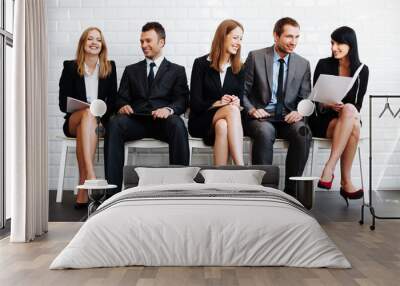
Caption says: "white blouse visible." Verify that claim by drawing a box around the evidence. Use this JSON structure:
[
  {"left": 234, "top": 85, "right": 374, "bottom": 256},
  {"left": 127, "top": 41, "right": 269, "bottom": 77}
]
[
  {"left": 219, "top": 62, "right": 231, "bottom": 86},
  {"left": 84, "top": 61, "right": 99, "bottom": 103}
]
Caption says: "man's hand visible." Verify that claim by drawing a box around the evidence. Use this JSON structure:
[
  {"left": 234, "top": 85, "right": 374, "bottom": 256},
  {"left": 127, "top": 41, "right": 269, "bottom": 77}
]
[
  {"left": 152, "top": 107, "right": 172, "bottom": 119},
  {"left": 284, "top": 111, "right": 303, "bottom": 124},
  {"left": 118, "top": 105, "right": 134, "bottom": 115},
  {"left": 249, "top": 108, "right": 270, "bottom": 119}
]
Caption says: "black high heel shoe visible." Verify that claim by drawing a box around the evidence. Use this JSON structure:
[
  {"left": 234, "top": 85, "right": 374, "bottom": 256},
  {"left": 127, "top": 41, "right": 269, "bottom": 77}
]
[
  {"left": 340, "top": 187, "right": 364, "bottom": 207},
  {"left": 74, "top": 202, "right": 88, "bottom": 210}
]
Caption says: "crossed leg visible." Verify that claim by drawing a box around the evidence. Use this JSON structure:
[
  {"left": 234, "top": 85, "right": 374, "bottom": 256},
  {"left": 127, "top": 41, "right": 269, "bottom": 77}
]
[
  {"left": 211, "top": 105, "right": 244, "bottom": 166},
  {"left": 320, "top": 104, "right": 361, "bottom": 192},
  {"left": 68, "top": 108, "right": 98, "bottom": 203}
]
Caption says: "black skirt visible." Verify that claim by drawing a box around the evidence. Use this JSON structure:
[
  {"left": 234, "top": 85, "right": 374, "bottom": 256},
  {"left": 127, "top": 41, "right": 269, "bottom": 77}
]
[
  {"left": 62, "top": 115, "right": 75, "bottom": 138},
  {"left": 308, "top": 109, "right": 338, "bottom": 138},
  {"left": 188, "top": 109, "right": 219, "bottom": 146}
]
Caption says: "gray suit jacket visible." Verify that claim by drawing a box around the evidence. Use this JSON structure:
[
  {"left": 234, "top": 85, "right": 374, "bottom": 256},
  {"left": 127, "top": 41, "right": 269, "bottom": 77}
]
[{"left": 242, "top": 45, "right": 311, "bottom": 113}]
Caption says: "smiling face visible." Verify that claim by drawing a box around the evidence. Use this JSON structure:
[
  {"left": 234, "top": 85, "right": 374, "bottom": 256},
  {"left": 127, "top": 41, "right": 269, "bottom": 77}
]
[
  {"left": 331, "top": 40, "right": 350, "bottom": 60},
  {"left": 140, "top": 29, "right": 164, "bottom": 60},
  {"left": 84, "top": 29, "right": 102, "bottom": 56},
  {"left": 274, "top": 24, "right": 300, "bottom": 55},
  {"left": 224, "top": 26, "right": 243, "bottom": 56}
]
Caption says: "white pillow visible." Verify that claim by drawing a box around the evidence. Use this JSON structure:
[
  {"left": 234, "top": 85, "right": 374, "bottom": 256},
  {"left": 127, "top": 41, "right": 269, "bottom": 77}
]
[
  {"left": 135, "top": 167, "right": 201, "bottom": 186},
  {"left": 200, "top": 169, "right": 266, "bottom": 185}
]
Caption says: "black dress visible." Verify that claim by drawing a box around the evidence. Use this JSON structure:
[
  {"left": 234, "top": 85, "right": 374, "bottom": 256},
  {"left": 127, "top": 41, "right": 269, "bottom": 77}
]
[
  {"left": 188, "top": 55, "right": 245, "bottom": 145},
  {"left": 58, "top": 60, "right": 118, "bottom": 137},
  {"left": 308, "top": 57, "right": 369, "bottom": 138}
]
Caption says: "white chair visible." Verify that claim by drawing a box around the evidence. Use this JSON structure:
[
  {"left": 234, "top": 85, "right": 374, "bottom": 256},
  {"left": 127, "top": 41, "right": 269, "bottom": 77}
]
[
  {"left": 189, "top": 137, "right": 290, "bottom": 166},
  {"left": 246, "top": 138, "right": 290, "bottom": 166},
  {"left": 56, "top": 136, "right": 104, "bottom": 203},
  {"left": 309, "top": 136, "right": 367, "bottom": 189},
  {"left": 56, "top": 137, "right": 169, "bottom": 202},
  {"left": 188, "top": 137, "right": 212, "bottom": 165},
  {"left": 124, "top": 138, "right": 169, "bottom": 165}
]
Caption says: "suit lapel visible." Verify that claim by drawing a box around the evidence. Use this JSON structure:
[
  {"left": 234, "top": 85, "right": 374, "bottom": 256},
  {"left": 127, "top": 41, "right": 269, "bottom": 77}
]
[
  {"left": 153, "top": 58, "right": 169, "bottom": 84},
  {"left": 265, "top": 48, "right": 274, "bottom": 92},
  {"left": 209, "top": 67, "right": 222, "bottom": 92},
  {"left": 98, "top": 78, "right": 105, "bottom": 100},
  {"left": 138, "top": 60, "right": 148, "bottom": 94},
  {"left": 77, "top": 76, "right": 87, "bottom": 101},
  {"left": 222, "top": 68, "right": 233, "bottom": 91}
]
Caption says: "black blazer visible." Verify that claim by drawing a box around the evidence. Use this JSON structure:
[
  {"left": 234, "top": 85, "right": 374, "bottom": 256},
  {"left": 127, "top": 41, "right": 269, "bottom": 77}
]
[
  {"left": 115, "top": 58, "right": 189, "bottom": 115},
  {"left": 189, "top": 54, "right": 245, "bottom": 116},
  {"left": 59, "top": 60, "right": 118, "bottom": 124},
  {"left": 313, "top": 57, "right": 369, "bottom": 112}
]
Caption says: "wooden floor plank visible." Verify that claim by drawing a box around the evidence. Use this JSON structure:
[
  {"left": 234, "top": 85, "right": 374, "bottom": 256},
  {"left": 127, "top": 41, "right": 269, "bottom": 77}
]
[{"left": 1, "top": 221, "right": 400, "bottom": 286}]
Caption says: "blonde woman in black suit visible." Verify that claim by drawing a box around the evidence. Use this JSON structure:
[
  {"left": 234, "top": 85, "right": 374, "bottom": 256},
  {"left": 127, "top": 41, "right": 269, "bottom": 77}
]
[
  {"left": 189, "top": 19, "right": 245, "bottom": 165},
  {"left": 59, "top": 27, "right": 117, "bottom": 207}
]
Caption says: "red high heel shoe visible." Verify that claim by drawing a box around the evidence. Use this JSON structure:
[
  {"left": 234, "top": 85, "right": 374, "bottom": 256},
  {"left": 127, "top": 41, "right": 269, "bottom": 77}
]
[
  {"left": 317, "top": 174, "right": 334, "bottom": 190},
  {"left": 340, "top": 187, "right": 364, "bottom": 207}
]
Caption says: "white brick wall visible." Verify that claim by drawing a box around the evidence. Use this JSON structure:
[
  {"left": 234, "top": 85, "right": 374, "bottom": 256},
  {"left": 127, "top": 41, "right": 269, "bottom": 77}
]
[{"left": 47, "top": 0, "right": 400, "bottom": 191}]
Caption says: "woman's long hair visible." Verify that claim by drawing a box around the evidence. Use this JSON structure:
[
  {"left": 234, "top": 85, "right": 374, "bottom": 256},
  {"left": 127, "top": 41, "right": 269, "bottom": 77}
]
[
  {"left": 209, "top": 19, "right": 244, "bottom": 74},
  {"left": 75, "top": 27, "right": 111, "bottom": 79},
  {"left": 331, "top": 26, "right": 361, "bottom": 75}
]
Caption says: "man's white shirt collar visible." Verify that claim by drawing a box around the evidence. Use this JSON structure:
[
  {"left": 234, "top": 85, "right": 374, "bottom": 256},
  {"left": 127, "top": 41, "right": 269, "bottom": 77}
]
[{"left": 146, "top": 55, "right": 165, "bottom": 68}]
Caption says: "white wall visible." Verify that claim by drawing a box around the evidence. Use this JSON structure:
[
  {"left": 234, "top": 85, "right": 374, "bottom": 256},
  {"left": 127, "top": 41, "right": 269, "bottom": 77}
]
[{"left": 47, "top": 0, "right": 400, "bottom": 191}]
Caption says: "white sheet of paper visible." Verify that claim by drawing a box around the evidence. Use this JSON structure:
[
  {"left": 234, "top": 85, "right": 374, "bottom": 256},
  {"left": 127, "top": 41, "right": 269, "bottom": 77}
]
[
  {"left": 67, "top": 97, "right": 90, "bottom": 113},
  {"left": 309, "top": 64, "right": 365, "bottom": 104},
  {"left": 309, "top": 74, "right": 352, "bottom": 104}
]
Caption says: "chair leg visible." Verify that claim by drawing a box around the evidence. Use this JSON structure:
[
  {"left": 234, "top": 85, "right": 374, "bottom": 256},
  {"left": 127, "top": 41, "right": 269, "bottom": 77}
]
[
  {"left": 358, "top": 146, "right": 364, "bottom": 191},
  {"left": 247, "top": 140, "right": 253, "bottom": 166},
  {"left": 310, "top": 140, "right": 319, "bottom": 177},
  {"left": 56, "top": 142, "right": 68, "bottom": 203},
  {"left": 124, "top": 145, "right": 129, "bottom": 166},
  {"left": 131, "top": 148, "right": 136, "bottom": 165},
  {"left": 189, "top": 144, "right": 193, "bottom": 165}
]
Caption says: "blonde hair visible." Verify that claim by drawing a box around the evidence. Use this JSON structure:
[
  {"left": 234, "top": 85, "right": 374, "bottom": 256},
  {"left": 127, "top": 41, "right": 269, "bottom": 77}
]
[
  {"left": 209, "top": 19, "right": 244, "bottom": 74},
  {"left": 75, "top": 27, "right": 111, "bottom": 79}
]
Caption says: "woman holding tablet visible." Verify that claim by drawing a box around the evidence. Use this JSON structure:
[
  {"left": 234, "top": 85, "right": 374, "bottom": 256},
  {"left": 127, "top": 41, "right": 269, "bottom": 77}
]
[{"left": 309, "top": 26, "right": 369, "bottom": 205}]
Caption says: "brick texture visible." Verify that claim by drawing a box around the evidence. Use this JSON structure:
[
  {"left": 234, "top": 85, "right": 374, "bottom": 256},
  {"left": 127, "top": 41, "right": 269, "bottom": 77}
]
[{"left": 47, "top": 0, "right": 400, "bottom": 191}]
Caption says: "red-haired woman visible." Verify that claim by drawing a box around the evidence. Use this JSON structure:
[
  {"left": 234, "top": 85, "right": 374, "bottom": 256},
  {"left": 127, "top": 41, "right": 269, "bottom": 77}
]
[
  {"left": 59, "top": 27, "right": 117, "bottom": 207},
  {"left": 189, "top": 19, "right": 245, "bottom": 165}
]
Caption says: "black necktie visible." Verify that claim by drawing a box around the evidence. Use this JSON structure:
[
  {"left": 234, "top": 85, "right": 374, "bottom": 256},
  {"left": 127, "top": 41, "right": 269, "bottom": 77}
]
[
  {"left": 275, "top": 58, "right": 285, "bottom": 120},
  {"left": 148, "top": 62, "right": 156, "bottom": 88}
]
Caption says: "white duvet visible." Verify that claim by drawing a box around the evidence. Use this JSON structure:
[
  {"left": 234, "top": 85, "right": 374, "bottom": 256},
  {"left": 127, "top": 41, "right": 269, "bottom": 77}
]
[{"left": 50, "top": 183, "right": 350, "bottom": 269}]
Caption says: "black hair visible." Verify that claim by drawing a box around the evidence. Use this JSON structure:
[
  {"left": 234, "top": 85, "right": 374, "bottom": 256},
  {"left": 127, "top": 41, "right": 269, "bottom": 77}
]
[
  {"left": 142, "top": 22, "right": 166, "bottom": 41},
  {"left": 331, "top": 26, "right": 361, "bottom": 75}
]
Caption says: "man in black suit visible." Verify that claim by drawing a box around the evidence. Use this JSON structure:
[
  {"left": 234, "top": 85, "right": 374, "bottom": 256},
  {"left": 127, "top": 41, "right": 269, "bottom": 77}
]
[{"left": 105, "top": 22, "right": 190, "bottom": 191}]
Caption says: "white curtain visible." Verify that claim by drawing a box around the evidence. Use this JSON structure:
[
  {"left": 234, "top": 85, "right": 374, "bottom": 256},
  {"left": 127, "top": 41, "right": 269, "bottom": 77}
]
[{"left": 8, "top": 0, "right": 48, "bottom": 242}]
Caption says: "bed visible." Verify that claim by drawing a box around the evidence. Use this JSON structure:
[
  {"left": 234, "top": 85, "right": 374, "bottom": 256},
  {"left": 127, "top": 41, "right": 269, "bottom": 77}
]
[{"left": 50, "top": 165, "right": 350, "bottom": 269}]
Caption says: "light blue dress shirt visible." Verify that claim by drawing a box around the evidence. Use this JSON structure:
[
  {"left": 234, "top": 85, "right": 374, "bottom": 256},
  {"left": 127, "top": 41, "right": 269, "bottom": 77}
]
[{"left": 265, "top": 48, "right": 289, "bottom": 112}]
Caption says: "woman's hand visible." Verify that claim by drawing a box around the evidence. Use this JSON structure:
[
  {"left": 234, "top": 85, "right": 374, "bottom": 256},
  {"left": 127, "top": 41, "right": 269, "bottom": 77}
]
[
  {"left": 221, "top": 94, "right": 232, "bottom": 105},
  {"left": 229, "top": 95, "right": 240, "bottom": 107},
  {"left": 324, "top": 102, "right": 344, "bottom": 112}
]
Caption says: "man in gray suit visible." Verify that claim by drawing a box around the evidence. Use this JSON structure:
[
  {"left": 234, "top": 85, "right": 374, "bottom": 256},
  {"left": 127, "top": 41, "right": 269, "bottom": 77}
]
[{"left": 243, "top": 17, "right": 312, "bottom": 196}]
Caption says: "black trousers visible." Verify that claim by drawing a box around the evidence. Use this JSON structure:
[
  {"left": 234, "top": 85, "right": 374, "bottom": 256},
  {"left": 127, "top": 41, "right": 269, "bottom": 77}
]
[
  {"left": 105, "top": 114, "right": 190, "bottom": 191},
  {"left": 245, "top": 118, "right": 312, "bottom": 196}
]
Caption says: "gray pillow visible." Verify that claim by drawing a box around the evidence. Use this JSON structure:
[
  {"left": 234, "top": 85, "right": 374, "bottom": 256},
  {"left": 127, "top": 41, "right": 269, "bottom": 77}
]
[
  {"left": 135, "top": 167, "right": 201, "bottom": 186},
  {"left": 200, "top": 169, "right": 266, "bottom": 185}
]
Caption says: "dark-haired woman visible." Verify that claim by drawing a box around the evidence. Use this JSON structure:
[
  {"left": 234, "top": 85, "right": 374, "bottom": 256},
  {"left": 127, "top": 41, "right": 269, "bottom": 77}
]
[
  {"left": 189, "top": 19, "right": 245, "bottom": 165},
  {"left": 309, "top": 26, "right": 369, "bottom": 205},
  {"left": 59, "top": 27, "right": 117, "bottom": 207}
]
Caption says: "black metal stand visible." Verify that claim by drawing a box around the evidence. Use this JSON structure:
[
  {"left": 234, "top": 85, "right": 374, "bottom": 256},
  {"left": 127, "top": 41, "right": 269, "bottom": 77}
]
[
  {"left": 359, "top": 94, "right": 400, "bottom": 230},
  {"left": 87, "top": 188, "right": 107, "bottom": 217}
]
